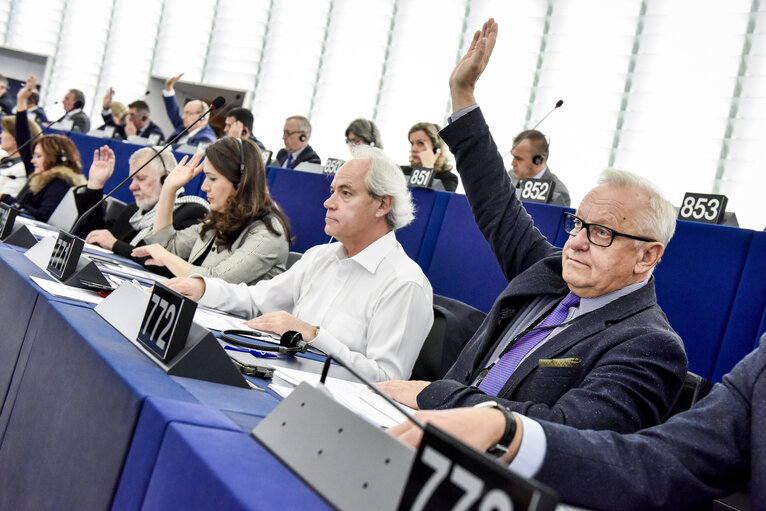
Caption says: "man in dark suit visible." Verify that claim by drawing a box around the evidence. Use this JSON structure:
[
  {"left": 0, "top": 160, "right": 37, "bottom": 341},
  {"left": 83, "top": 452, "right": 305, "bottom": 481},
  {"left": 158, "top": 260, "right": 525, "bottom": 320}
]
[
  {"left": 62, "top": 88, "right": 90, "bottom": 133},
  {"left": 393, "top": 332, "right": 766, "bottom": 511},
  {"left": 26, "top": 91, "right": 48, "bottom": 126},
  {"left": 100, "top": 88, "right": 165, "bottom": 143},
  {"left": 161, "top": 73, "right": 216, "bottom": 147},
  {"left": 275, "top": 115, "right": 321, "bottom": 169},
  {"left": 379, "top": 18, "right": 687, "bottom": 434},
  {"left": 509, "top": 129, "right": 570, "bottom": 207}
]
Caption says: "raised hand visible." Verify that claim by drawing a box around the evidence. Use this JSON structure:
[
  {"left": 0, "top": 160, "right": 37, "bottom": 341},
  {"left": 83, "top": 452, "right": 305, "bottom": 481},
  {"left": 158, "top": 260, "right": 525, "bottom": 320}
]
[
  {"left": 16, "top": 75, "right": 36, "bottom": 110},
  {"left": 87, "top": 145, "right": 116, "bottom": 189},
  {"left": 449, "top": 18, "right": 498, "bottom": 111},
  {"left": 162, "top": 152, "right": 205, "bottom": 192},
  {"left": 165, "top": 73, "right": 184, "bottom": 91},
  {"left": 102, "top": 87, "right": 115, "bottom": 109},
  {"left": 227, "top": 119, "right": 244, "bottom": 139}
]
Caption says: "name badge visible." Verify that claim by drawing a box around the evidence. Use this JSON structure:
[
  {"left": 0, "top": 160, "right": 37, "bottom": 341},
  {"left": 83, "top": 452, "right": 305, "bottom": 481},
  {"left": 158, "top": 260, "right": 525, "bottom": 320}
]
[
  {"left": 137, "top": 282, "right": 197, "bottom": 362},
  {"left": 47, "top": 231, "right": 83, "bottom": 280},
  {"left": 518, "top": 178, "right": 556, "bottom": 204},
  {"left": 324, "top": 157, "right": 345, "bottom": 175},
  {"left": 677, "top": 192, "right": 728, "bottom": 224},
  {"left": 397, "top": 424, "right": 559, "bottom": 511}
]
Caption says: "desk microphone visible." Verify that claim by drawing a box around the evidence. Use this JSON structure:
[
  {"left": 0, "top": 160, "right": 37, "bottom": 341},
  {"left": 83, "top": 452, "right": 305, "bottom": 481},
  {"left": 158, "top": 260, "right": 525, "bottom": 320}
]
[
  {"left": 3, "top": 100, "right": 84, "bottom": 162},
  {"left": 502, "top": 99, "right": 564, "bottom": 165},
  {"left": 70, "top": 96, "right": 226, "bottom": 235},
  {"left": 318, "top": 354, "right": 426, "bottom": 431}
]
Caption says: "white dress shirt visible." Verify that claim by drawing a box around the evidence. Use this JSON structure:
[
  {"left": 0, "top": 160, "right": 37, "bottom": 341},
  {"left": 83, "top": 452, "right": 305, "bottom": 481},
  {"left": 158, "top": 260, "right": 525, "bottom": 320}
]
[{"left": 198, "top": 231, "right": 434, "bottom": 382}]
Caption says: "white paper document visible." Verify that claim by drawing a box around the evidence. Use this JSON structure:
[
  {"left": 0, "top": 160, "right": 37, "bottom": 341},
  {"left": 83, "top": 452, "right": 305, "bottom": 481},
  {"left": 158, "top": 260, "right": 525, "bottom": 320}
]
[
  {"left": 269, "top": 366, "right": 415, "bottom": 428},
  {"left": 30, "top": 276, "right": 104, "bottom": 304}
]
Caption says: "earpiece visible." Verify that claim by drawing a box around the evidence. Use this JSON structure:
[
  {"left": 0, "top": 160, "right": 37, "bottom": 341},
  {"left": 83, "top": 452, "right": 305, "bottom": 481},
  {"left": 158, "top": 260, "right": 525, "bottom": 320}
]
[
  {"left": 299, "top": 133, "right": 307, "bottom": 142},
  {"left": 434, "top": 147, "right": 441, "bottom": 154},
  {"left": 141, "top": 115, "right": 148, "bottom": 122},
  {"left": 533, "top": 155, "right": 543, "bottom": 165},
  {"left": 55, "top": 137, "right": 67, "bottom": 164},
  {"left": 220, "top": 329, "right": 309, "bottom": 355}
]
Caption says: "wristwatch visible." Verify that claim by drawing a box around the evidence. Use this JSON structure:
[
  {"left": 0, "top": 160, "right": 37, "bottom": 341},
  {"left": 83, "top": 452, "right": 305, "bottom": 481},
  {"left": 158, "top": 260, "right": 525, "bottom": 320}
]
[{"left": 473, "top": 401, "right": 517, "bottom": 456}]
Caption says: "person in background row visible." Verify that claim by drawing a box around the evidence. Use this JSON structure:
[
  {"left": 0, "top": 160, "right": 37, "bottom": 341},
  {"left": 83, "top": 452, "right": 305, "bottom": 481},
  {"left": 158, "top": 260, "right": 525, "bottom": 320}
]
[
  {"left": 96, "top": 95, "right": 128, "bottom": 134},
  {"left": 276, "top": 115, "right": 321, "bottom": 169},
  {"left": 61, "top": 87, "right": 90, "bottom": 133},
  {"left": 224, "top": 107, "right": 266, "bottom": 152},
  {"left": 509, "top": 129, "right": 570, "bottom": 207},
  {"left": 400, "top": 122, "right": 458, "bottom": 192},
  {"left": 132, "top": 137, "right": 291, "bottom": 285},
  {"left": 345, "top": 118, "right": 384, "bottom": 149},
  {"left": 100, "top": 88, "right": 165, "bottom": 143},
  {"left": 162, "top": 73, "right": 216, "bottom": 146},
  {"left": 1, "top": 77, "right": 85, "bottom": 221},
  {"left": 0, "top": 112, "right": 41, "bottom": 198},
  {"left": 0, "top": 74, "right": 13, "bottom": 115},
  {"left": 166, "top": 145, "right": 433, "bottom": 382},
  {"left": 74, "top": 146, "right": 208, "bottom": 260},
  {"left": 26, "top": 91, "right": 48, "bottom": 127}
]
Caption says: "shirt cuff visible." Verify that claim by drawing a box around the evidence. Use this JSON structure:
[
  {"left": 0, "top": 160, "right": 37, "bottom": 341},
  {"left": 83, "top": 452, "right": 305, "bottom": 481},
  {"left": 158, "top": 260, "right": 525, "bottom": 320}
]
[
  {"left": 507, "top": 413, "right": 546, "bottom": 478},
  {"left": 162, "top": 89, "right": 175, "bottom": 97},
  {"left": 448, "top": 104, "right": 479, "bottom": 124}
]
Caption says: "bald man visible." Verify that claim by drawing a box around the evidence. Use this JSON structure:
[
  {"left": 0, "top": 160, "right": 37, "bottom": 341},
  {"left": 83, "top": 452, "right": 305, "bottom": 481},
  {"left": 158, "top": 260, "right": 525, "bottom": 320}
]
[{"left": 162, "top": 73, "right": 216, "bottom": 147}]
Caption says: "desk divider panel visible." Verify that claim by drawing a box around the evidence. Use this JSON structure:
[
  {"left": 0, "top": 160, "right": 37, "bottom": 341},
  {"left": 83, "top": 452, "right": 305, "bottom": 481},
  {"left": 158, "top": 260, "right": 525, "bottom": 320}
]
[
  {"left": 397, "top": 187, "right": 449, "bottom": 262},
  {"left": 654, "top": 221, "right": 753, "bottom": 380},
  {"left": 268, "top": 167, "right": 333, "bottom": 253},
  {"left": 713, "top": 230, "right": 766, "bottom": 381}
]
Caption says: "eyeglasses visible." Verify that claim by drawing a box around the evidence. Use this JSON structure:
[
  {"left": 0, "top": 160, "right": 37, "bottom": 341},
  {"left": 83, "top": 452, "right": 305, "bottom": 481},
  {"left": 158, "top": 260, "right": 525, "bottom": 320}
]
[
  {"left": 563, "top": 213, "right": 656, "bottom": 248},
  {"left": 345, "top": 137, "right": 365, "bottom": 146},
  {"left": 283, "top": 130, "right": 305, "bottom": 137}
]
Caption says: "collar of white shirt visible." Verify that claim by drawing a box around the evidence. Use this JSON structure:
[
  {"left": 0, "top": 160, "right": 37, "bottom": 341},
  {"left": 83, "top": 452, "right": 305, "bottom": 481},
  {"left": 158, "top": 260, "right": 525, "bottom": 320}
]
[{"left": 333, "top": 230, "right": 397, "bottom": 274}]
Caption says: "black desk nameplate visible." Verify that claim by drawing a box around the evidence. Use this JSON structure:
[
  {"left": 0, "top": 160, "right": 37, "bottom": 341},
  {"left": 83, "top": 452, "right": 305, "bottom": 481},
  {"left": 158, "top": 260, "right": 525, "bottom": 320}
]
[
  {"left": 397, "top": 425, "right": 559, "bottom": 511},
  {"left": 409, "top": 166, "right": 435, "bottom": 188},
  {"left": 0, "top": 204, "right": 36, "bottom": 248},
  {"left": 518, "top": 178, "right": 556, "bottom": 204},
  {"left": 678, "top": 192, "right": 728, "bottom": 224},
  {"left": 45, "top": 231, "right": 112, "bottom": 290},
  {"left": 323, "top": 157, "right": 345, "bottom": 175}
]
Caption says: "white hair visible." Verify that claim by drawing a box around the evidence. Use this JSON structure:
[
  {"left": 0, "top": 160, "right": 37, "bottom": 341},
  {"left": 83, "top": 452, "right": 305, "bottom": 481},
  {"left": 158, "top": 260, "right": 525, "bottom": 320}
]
[
  {"left": 597, "top": 168, "right": 676, "bottom": 246},
  {"left": 350, "top": 145, "right": 414, "bottom": 230},
  {"left": 129, "top": 146, "right": 178, "bottom": 176}
]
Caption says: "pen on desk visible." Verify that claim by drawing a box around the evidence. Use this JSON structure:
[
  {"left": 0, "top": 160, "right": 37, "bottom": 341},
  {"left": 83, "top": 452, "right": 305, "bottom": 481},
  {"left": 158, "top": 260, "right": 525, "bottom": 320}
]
[{"left": 224, "top": 345, "right": 277, "bottom": 358}]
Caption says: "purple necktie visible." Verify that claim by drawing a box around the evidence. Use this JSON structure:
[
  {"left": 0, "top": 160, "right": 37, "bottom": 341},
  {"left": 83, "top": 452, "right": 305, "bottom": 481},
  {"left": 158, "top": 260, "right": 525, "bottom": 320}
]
[{"left": 478, "top": 292, "right": 581, "bottom": 396}]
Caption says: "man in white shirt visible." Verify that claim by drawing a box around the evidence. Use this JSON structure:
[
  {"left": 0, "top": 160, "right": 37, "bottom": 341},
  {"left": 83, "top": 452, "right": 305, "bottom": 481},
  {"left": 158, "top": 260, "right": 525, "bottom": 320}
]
[{"left": 167, "top": 145, "right": 433, "bottom": 382}]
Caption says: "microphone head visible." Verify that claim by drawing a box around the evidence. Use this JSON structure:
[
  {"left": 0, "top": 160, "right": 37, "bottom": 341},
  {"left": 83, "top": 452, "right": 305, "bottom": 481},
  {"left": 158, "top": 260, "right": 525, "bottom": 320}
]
[
  {"left": 144, "top": 90, "right": 151, "bottom": 96},
  {"left": 74, "top": 100, "right": 84, "bottom": 109},
  {"left": 555, "top": 100, "right": 564, "bottom": 108},
  {"left": 211, "top": 96, "right": 226, "bottom": 110}
]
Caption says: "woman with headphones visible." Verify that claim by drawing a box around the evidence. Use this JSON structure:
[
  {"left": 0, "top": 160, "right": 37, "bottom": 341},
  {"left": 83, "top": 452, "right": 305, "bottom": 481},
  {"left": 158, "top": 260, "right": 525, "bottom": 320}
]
[
  {"left": 401, "top": 122, "right": 458, "bottom": 192},
  {"left": 344, "top": 118, "right": 384, "bottom": 149},
  {"left": 0, "top": 76, "right": 86, "bottom": 221},
  {"left": 132, "top": 137, "right": 291, "bottom": 285}
]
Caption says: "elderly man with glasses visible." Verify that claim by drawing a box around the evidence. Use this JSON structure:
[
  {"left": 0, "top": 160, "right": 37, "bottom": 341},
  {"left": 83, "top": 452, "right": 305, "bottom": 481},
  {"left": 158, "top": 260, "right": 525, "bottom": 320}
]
[{"left": 378, "top": 18, "right": 687, "bottom": 434}]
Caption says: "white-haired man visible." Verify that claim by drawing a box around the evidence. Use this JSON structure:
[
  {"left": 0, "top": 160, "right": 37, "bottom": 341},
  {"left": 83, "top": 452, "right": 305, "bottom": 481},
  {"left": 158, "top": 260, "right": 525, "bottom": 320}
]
[
  {"left": 379, "top": 18, "right": 687, "bottom": 434},
  {"left": 168, "top": 146, "right": 433, "bottom": 382}
]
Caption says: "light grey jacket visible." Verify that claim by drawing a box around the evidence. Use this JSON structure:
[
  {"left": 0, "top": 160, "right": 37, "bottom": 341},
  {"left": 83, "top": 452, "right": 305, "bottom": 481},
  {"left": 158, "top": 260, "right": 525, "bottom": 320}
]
[{"left": 145, "top": 219, "right": 289, "bottom": 285}]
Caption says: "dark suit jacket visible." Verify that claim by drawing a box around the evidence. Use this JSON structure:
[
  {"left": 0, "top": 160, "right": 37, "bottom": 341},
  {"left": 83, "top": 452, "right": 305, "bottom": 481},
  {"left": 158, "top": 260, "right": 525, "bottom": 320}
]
[
  {"left": 276, "top": 145, "right": 321, "bottom": 169},
  {"left": 163, "top": 95, "right": 216, "bottom": 146},
  {"left": 72, "top": 186, "right": 208, "bottom": 258},
  {"left": 67, "top": 110, "right": 90, "bottom": 133},
  {"left": 540, "top": 167, "right": 570, "bottom": 207},
  {"left": 535, "top": 334, "right": 765, "bottom": 510},
  {"left": 417, "top": 107, "right": 687, "bottom": 433},
  {"left": 99, "top": 112, "right": 166, "bottom": 143},
  {"left": 28, "top": 107, "right": 48, "bottom": 126}
]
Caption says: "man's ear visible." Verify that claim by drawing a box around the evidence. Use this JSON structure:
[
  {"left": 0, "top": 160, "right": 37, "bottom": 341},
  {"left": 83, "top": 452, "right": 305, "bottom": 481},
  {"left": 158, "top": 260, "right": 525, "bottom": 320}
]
[
  {"left": 376, "top": 195, "right": 393, "bottom": 218},
  {"left": 635, "top": 242, "right": 664, "bottom": 275}
]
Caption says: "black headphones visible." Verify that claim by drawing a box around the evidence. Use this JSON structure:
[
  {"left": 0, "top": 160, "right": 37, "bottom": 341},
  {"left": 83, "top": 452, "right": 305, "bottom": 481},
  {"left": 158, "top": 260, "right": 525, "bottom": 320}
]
[
  {"left": 533, "top": 154, "right": 544, "bottom": 165},
  {"left": 220, "top": 329, "right": 309, "bottom": 355},
  {"left": 299, "top": 133, "right": 307, "bottom": 142},
  {"left": 54, "top": 137, "right": 67, "bottom": 164},
  {"left": 234, "top": 137, "right": 244, "bottom": 189}
]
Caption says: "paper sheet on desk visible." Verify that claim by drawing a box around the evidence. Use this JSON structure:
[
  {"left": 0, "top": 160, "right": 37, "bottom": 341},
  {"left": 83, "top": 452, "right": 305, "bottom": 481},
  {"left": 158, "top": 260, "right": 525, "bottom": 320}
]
[
  {"left": 270, "top": 366, "right": 416, "bottom": 428},
  {"left": 94, "top": 260, "right": 167, "bottom": 285},
  {"left": 30, "top": 276, "right": 104, "bottom": 304}
]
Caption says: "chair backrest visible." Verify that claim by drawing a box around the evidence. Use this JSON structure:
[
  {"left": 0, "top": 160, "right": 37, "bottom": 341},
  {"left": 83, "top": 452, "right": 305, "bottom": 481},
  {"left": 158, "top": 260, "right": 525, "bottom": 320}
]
[
  {"left": 665, "top": 371, "right": 714, "bottom": 419},
  {"left": 103, "top": 197, "right": 127, "bottom": 224},
  {"left": 46, "top": 188, "right": 78, "bottom": 231},
  {"left": 286, "top": 251, "right": 302, "bottom": 270}
]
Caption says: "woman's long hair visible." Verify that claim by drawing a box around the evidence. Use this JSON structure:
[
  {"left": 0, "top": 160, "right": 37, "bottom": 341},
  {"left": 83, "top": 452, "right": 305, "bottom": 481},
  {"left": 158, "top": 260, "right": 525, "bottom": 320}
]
[{"left": 199, "top": 137, "right": 291, "bottom": 250}]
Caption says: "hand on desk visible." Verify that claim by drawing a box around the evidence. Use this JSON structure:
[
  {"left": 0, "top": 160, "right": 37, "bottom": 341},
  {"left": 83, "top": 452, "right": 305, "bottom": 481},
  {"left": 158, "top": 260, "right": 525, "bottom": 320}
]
[
  {"left": 131, "top": 244, "right": 170, "bottom": 266},
  {"left": 245, "top": 311, "right": 319, "bottom": 342},
  {"left": 85, "top": 229, "right": 117, "bottom": 250},
  {"left": 375, "top": 379, "right": 430, "bottom": 410},
  {"left": 165, "top": 276, "right": 206, "bottom": 301},
  {"left": 388, "top": 407, "right": 514, "bottom": 454}
]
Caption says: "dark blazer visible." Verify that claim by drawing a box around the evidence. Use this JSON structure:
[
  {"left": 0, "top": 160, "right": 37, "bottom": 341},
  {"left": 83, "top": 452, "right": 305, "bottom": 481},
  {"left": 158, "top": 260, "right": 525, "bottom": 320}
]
[
  {"left": 539, "top": 167, "right": 570, "bottom": 207},
  {"left": 275, "top": 145, "right": 321, "bottom": 169},
  {"left": 99, "top": 111, "right": 166, "bottom": 143},
  {"left": 162, "top": 95, "right": 216, "bottom": 146},
  {"left": 67, "top": 110, "right": 90, "bottom": 133},
  {"left": 400, "top": 165, "right": 459, "bottom": 192},
  {"left": 72, "top": 186, "right": 208, "bottom": 258},
  {"left": 28, "top": 107, "right": 48, "bottom": 127},
  {"left": 0, "top": 93, "right": 13, "bottom": 115},
  {"left": 535, "top": 334, "right": 766, "bottom": 510},
  {"left": 416, "top": 107, "right": 687, "bottom": 433}
]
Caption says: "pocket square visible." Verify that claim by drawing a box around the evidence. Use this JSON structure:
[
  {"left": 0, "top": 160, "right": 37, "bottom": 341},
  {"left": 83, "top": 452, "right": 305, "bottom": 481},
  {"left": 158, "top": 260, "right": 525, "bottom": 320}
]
[{"left": 539, "top": 358, "right": 581, "bottom": 368}]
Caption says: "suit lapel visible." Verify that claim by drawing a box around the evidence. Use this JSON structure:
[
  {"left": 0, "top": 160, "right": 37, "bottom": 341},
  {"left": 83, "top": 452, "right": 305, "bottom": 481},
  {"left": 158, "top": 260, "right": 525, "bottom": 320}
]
[{"left": 188, "top": 231, "right": 214, "bottom": 263}]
